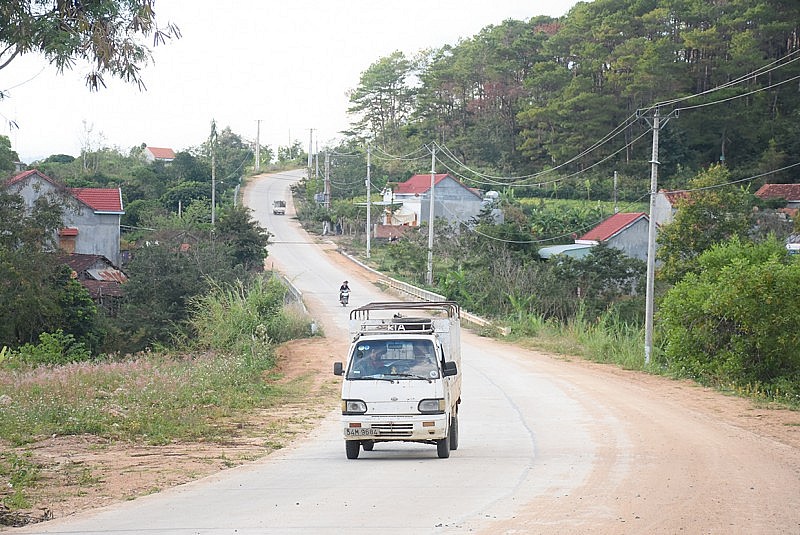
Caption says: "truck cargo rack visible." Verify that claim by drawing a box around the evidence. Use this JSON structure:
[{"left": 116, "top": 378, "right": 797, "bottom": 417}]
[
  {"left": 349, "top": 301, "right": 460, "bottom": 340},
  {"left": 349, "top": 301, "right": 460, "bottom": 321}
]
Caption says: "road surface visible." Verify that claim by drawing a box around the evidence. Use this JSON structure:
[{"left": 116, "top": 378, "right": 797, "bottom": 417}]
[{"left": 19, "top": 170, "right": 800, "bottom": 534}]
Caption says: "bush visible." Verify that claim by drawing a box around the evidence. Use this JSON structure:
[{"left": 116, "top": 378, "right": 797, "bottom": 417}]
[
  {"left": 8, "top": 330, "right": 91, "bottom": 367},
  {"left": 657, "top": 237, "right": 800, "bottom": 393}
]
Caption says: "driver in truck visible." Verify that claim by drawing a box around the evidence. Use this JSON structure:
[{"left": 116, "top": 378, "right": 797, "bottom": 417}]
[{"left": 355, "top": 345, "right": 385, "bottom": 376}]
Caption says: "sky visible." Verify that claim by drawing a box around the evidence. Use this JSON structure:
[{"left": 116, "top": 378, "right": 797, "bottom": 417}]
[{"left": 1, "top": 0, "right": 581, "bottom": 163}]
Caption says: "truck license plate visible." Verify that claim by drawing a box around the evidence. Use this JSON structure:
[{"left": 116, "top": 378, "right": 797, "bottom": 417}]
[{"left": 345, "top": 428, "right": 379, "bottom": 436}]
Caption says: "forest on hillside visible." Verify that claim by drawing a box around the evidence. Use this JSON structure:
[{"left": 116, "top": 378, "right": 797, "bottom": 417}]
[{"left": 336, "top": 0, "right": 800, "bottom": 199}]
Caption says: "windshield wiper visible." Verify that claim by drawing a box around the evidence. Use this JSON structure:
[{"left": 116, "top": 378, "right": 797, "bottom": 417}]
[{"left": 386, "top": 372, "right": 432, "bottom": 382}]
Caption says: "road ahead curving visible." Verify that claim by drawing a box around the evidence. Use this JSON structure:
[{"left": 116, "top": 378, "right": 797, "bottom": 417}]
[{"left": 21, "top": 170, "right": 800, "bottom": 534}]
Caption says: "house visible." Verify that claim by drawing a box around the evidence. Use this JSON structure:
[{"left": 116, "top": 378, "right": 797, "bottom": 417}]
[
  {"left": 3, "top": 170, "right": 125, "bottom": 265},
  {"left": 381, "top": 173, "right": 483, "bottom": 227},
  {"left": 574, "top": 212, "right": 650, "bottom": 261},
  {"left": 143, "top": 146, "right": 176, "bottom": 163},
  {"left": 59, "top": 253, "right": 127, "bottom": 314},
  {"left": 755, "top": 183, "right": 800, "bottom": 211},
  {"left": 653, "top": 189, "right": 690, "bottom": 226}
]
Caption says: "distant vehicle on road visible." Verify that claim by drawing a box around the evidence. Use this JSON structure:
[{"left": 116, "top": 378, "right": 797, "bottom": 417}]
[{"left": 272, "top": 199, "right": 286, "bottom": 215}]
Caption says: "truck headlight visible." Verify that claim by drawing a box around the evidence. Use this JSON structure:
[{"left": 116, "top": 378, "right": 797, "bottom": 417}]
[
  {"left": 418, "top": 398, "right": 445, "bottom": 414},
  {"left": 342, "top": 400, "right": 367, "bottom": 414}
]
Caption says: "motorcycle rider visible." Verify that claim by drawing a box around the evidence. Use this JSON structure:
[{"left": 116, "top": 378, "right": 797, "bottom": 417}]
[{"left": 339, "top": 280, "right": 350, "bottom": 304}]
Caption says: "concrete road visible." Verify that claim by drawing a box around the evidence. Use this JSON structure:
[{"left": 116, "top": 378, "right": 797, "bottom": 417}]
[{"left": 22, "top": 170, "right": 800, "bottom": 534}]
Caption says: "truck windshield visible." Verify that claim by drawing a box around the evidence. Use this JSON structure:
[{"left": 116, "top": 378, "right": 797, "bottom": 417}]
[{"left": 347, "top": 339, "right": 438, "bottom": 380}]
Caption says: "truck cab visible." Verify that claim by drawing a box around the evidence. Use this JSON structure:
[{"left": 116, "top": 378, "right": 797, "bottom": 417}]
[
  {"left": 333, "top": 302, "right": 461, "bottom": 459},
  {"left": 272, "top": 199, "right": 286, "bottom": 215}
]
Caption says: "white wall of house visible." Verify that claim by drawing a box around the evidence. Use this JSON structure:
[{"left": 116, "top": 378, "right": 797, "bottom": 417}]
[
  {"left": 8, "top": 176, "right": 121, "bottom": 265},
  {"left": 653, "top": 191, "right": 675, "bottom": 226},
  {"left": 606, "top": 217, "right": 650, "bottom": 261}
]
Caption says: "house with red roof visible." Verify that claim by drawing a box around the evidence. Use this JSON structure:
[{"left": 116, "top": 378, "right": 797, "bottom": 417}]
[
  {"left": 381, "top": 173, "right": 483, "bottom": 227},
  {"left": 575, "top": 212, "right": 650, "bottom": 261},
  {"left": 144, "top": 146, "right": 176, "bottom": 163},
  {"left": 653, "top": 189, "right": 691, "bottom": 226},
  {"left": 3, "top": 170, "right": 125, "bottom": 265},
  {"left": 755, "top": 183, "right": 800, "bottom": 210}
]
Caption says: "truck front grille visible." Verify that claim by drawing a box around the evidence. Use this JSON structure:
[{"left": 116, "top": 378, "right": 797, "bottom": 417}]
[{"left": 372, "top": 422, "right": 414, "bottom": 437}]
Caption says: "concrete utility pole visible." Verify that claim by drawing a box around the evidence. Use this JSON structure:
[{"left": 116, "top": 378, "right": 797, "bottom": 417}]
[
  {"left": 255, "top": 120, "right": 261, "bottom": 173},
  {"left": 426, "top": 145, "right": 436, "bottom": 286},
  {"left": 308, "top": 128, "right": 314, "bottom": 183},
  {"left": 210, "top": 120, "right": 217, "bottom": 226},
  {"left": 366, "top": 145, "right": 372, "bottom": 259},
  {"left": 643, "top": 107, "right": 675, "bottom": 364},
  {"left": 324, "top": 151, "right": 331, "bottom": 209}
]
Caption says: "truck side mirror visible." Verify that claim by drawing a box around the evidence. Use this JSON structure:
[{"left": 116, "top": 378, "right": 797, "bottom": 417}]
[
  {"left": 333, "top": 362, "right": 343, "bottom": 376},
  {"left": 442, "top": 361, "right": 457, "bottom": 377}
]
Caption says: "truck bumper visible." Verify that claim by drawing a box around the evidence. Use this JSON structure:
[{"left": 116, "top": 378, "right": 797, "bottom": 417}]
[{"left": 342, "top": 414, "right": 448, "bottom": 441}]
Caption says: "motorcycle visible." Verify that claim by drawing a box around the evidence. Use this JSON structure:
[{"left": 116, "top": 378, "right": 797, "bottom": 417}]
[{"left": 339, "top": 289, "right": 350, "bottom": 306}]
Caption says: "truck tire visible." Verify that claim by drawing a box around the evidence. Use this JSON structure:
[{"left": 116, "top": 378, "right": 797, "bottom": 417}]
[
  {"left": 449, "top": 415, "right": 459, "bottom": 451},
  {"left": 345, "top": 440, "right": 360, "bottom": 459},
  {"left": 436, "top": 435, "right": 451, "bottom": 458},
  {"left": 362, "top": 440, "right": 374, "bottom": 451}
]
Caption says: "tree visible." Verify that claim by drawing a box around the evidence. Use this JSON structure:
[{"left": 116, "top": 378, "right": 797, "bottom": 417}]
[
  {"left": 656, "top": 164, "right": 753, "bottom": 283},
  {"left": 216, "top": 206, "right": 271, "bottom": 272},
  {"left": 0, "top": 135, "right": 19, "bottom": 173},
  {"left": 658, "top": 236, "right": 800, "bottom": 391},
  {"left": 0, "top": 191, "right": 101, "bottom": 349},
  {"left": 0, "top": 0, "right": 180, "bottom": 91}
]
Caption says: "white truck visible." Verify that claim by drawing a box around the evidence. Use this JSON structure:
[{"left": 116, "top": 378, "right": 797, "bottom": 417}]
[
  {"left": 272, "top": 199, "right": 286, "bottom": 215},
  {"left": 333, "top": 301, "right": 462, "bottom": 459}
]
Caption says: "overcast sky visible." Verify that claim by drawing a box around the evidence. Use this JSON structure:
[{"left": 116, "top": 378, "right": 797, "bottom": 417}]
[{"left": 2, "top": 0, "right": 580, "bottom": 163}]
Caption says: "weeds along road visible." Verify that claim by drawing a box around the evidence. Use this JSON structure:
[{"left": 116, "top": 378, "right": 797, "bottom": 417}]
[{"left": 19, "top": 170, "right": 800, "bottom": 535}]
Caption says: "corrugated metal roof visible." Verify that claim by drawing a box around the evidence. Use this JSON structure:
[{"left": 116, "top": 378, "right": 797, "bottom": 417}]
[{"left": 538, "top": 243, "right": 595, "bottom": 259}]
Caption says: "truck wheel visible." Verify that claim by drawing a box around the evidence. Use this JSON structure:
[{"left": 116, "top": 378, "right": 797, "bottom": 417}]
[
  {"left": 449, "top": 415, "right": 459, "bottom": 451},
  {"left": 436, "top": 435, "right": 451, "bottom": 459},
  {"left": 362, "top": 440, "right": 374, "bottom": 451},
  {"left": 345, "top": 440, "right": 360, "bottom": 459}
]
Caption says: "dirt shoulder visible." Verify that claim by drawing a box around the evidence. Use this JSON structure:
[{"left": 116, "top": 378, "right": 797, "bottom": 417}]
[{"left": 2, "top": 336, "right": 344, "bottom": 529}]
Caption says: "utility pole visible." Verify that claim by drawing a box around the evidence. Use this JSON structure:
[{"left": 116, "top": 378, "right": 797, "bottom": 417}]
[
  {"left": 308, "top": 128, "right": 314, "bottom": 183},
  {"left": 426, "top": 145, "right": 436, "bottom": 286},
  {"left": 324, "top": 150, "right": 331, "bottom": 209},
  {"left": 255, "top": 120, "right": 261, "bottom": 173},
  {"left": 366, "top": 144, "right": 372, "bottom": 259},
  {"left": 613, "top": 170, "right": 619, "bottom": 213},
  {"left": 643, "top": 107, "right": 675, "bottom": 364},
  {"left": 210, "top": 120, "right": 217, "bottom": 226}
]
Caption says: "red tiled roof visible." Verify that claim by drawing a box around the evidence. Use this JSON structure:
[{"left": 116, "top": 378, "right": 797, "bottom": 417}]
[
  {"left": 395, "top": 174, "right": 452, "bottom": 195},
  {"left": 5, "top": 169, "right": 60, "bottom": 188},
  {"left": 579, "top": 212, "right": 648, "bottom": 242},
  {"left": 755, "top": 183, "right": 800, "bottom": 201},
  {"left": 70, "top": 188, "right": 124, "bottom": 213},
  {"left": 59, "top": 227, "right": 79, "bottom": 237},
  {"left": 659, "top": 189, "right": 691, "bottom": 205},
  {"left": 147, "top": 147, "right": 176, "bottom": 160},
  {"left": 5, "top": 170, "right": 123, "bottom": 213}
]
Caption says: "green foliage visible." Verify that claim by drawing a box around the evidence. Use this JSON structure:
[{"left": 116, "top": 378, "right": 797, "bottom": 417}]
[
  {"left": 215, "top": 205, "right": 271, "bottom": 271},
  {"left": 187, "top": 276, "right": 312, "bottom": 359},
  {"left": 657, "top": 237, "right": 800, "bottom": 395},
  {"left": 657, "top": 164, "right": 753, "bottom": 283},
  {"left": 0, "top": 135, "right": 19, "bottom": 173},
  {"left": 0, "top": 451, "right": 40, "bottom": 510},
  {"left": 0, "top": 0, "right": 180, "bottom": 91},
  {"left": 9, "top": 330, "right": 91, "bottom": 367}
]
